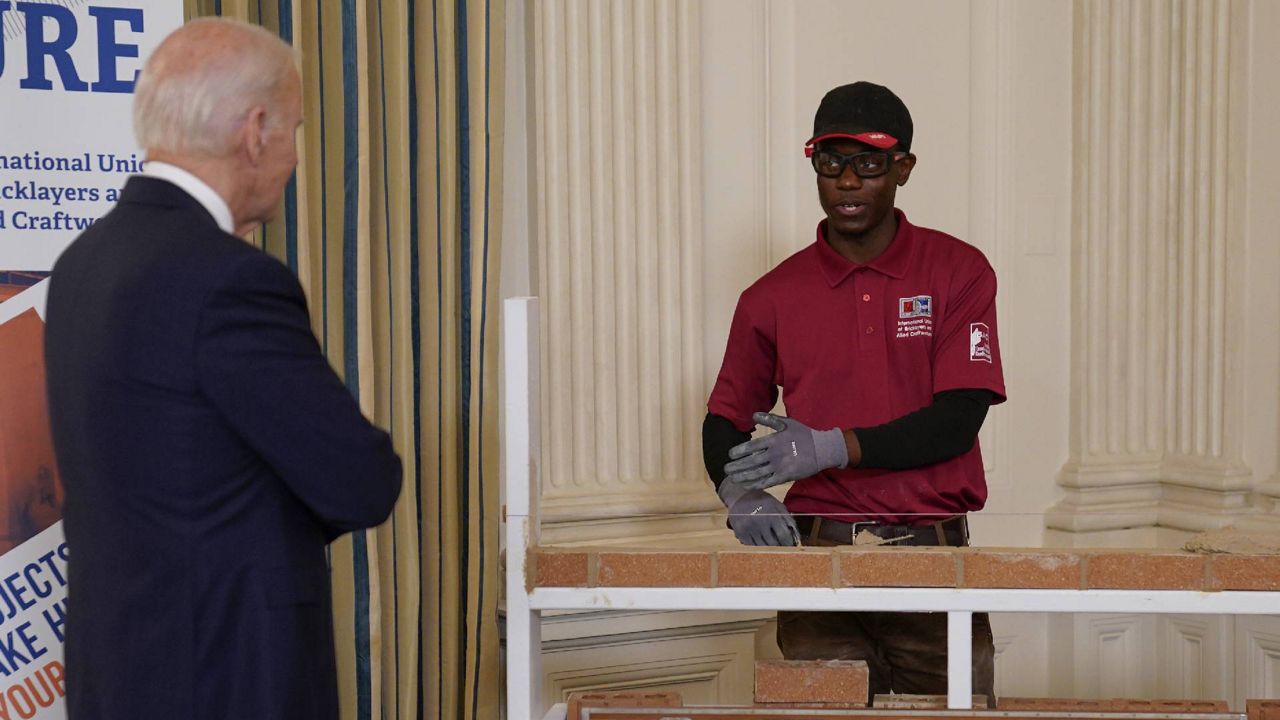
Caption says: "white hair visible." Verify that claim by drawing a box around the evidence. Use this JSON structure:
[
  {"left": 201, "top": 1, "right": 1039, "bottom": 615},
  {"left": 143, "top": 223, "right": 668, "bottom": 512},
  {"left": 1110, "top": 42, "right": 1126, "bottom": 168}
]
[{"left": 133, "top": 18, "right": 297, "bottom": 157}]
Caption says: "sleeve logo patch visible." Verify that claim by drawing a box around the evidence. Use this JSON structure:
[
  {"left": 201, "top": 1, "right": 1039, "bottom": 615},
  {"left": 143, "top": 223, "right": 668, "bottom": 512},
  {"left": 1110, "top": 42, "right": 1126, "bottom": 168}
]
[{"left": 970, "top": 322, "right": 993, "bottom": 363}]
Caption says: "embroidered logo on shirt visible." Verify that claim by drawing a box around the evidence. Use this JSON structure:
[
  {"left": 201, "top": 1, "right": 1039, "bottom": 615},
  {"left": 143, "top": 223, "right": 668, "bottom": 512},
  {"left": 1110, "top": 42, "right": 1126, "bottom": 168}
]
[
  {"left": 898, "top": 295, "right": 932, "bottom": 318},
  {"left": 896, "top": 295, "right": 934, "bottom": 339},
  {"left": 970, "top": 322, "right": 993, "bottom": 363}
]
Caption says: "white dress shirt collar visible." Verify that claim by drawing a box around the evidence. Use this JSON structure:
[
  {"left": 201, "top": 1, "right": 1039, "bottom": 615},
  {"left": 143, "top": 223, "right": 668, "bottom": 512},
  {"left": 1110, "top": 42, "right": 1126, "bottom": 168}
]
[{"left": 138, "top": 161, "right": 235, "bottom": 235}]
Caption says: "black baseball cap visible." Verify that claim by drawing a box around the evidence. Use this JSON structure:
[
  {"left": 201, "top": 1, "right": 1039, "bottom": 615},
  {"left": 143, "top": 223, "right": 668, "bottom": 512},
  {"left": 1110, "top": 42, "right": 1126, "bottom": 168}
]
[{"left": 804, "top": 81, "right": 913, "bottom": 156}]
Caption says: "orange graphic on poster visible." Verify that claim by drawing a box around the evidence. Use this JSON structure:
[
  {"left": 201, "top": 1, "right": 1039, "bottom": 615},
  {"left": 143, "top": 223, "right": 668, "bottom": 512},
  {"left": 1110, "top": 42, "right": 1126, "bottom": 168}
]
[
  {"left": 0, "top": 309, "right": 64, "bottom": 554},
  {"left": 0, "top": 273, "right": 47, "bottom": 304}
]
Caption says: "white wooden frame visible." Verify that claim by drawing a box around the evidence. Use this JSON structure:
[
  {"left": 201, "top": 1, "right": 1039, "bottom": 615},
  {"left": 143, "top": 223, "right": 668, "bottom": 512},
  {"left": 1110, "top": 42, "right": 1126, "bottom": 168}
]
[{"left": 503, "top": 298, "right": 1280, "bottom": 720}]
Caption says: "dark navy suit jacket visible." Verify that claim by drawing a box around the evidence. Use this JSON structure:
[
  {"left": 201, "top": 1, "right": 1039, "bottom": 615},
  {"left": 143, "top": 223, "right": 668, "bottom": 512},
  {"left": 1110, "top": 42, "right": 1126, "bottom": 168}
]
[{"left": 44, "top": 177, "right": 403, "bottom": 720}]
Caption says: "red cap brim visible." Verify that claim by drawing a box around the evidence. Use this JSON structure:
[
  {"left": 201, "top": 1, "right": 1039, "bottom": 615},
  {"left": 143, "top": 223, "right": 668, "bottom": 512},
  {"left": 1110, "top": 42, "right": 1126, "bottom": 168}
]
[{"left": 804, "top": 131, "right": 899, "bottom": 155}]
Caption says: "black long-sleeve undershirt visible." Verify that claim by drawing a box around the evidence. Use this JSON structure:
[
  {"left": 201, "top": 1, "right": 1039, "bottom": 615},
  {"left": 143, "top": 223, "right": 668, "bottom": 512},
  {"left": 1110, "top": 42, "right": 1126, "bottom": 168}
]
[
  {"left": 852, "top": 388, "right": 994, "bottom": 469},
  {"left": 702, "top": 388, "right": 996, "bottom": 490},
  {"left": 702, "top": 414, "right": 751, "bottom": 488}
]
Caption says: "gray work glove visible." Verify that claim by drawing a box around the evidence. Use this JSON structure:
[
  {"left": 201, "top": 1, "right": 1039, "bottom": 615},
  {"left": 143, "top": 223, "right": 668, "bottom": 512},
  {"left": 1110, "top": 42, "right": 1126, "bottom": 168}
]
[
  {"left": 718, "top": 480, "right": 800, "bottom": 547},
  {"left": 723, "top": 412, "right": 848, "bottom": 491}
]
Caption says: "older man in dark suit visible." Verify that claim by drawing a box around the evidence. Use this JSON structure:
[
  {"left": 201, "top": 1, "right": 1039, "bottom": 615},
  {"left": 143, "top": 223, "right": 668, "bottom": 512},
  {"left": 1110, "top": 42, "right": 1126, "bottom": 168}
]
[{"left": 43, "top": 18, "right": 402, "bottom": 720}]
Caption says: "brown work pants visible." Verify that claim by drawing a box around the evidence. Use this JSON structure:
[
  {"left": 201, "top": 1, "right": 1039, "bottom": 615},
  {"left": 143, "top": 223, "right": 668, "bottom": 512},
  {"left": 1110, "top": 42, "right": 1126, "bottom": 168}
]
[
  {"left": 777, "top": 608, "right": 995, "bottom": 703},
  {"left": 777, "top": 515, "right": 995, "bottom": 703}
]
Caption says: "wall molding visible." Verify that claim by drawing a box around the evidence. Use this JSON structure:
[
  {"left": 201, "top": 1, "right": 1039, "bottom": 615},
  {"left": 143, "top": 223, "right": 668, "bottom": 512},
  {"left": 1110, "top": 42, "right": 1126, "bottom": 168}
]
[
  {"left": 539, "top": 514, "right": 733, "bottom": 549},
  {"left": 1076, "top": 615, "right": 1155, "bottom": 698},
  {"left": 1157, "top": 615, "right": 1230, "bottom": 700},
  {"left": 539, "top": 610, "right": 770, "bottom": 707},
  {"left": 1050, "top": 459, "right": 1253, "bottom": 533}
]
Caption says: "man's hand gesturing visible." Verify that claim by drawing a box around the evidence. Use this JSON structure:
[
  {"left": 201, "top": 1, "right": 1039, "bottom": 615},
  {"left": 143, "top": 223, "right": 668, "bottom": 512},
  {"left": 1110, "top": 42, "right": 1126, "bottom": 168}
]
[{"left": 723, "top": 412, "right": 848, "bottom": 491}]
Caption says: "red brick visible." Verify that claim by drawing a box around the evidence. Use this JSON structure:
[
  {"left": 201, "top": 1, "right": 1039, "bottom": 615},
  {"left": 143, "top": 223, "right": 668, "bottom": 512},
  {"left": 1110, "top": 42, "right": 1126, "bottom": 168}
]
[
  {"left": 754, "top": 659, "right": 869, "bottom": 705},
  {"left": 597, "top": 551, "right": 712, "bottom": 587},
  {"left": 1209, "top": 555, "right": 1280, "bottom": 591},
  {"left": 962, "top": 549, "right": 1082, "bottom": 589},
  {"left": 1087, "top": 551, "right": 1205, "bottom": 590},
  {"left": 840, "top": 548, "right": 956, "bottom": 587},
  {"left": 565, "top": 690, "right": 681, "bottom": 719},
  {"left": 717, "top": 549, "right": 832, "bottom": 587},
  {"left": 534, "top": 551, "right": 589, "bottom": 587},
  {"left": 1000, "top": 697, "right": 1228, "bottom": 713},
  {"left": 1249, "top": 698, "right": 1280, "bottom": 720}
]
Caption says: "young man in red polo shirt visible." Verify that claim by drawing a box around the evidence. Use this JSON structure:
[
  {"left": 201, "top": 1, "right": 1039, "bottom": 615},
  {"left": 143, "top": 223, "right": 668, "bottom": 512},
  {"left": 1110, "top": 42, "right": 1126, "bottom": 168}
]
[{"left": 703, "top": 81, "right": 1005, "bottom": 701}]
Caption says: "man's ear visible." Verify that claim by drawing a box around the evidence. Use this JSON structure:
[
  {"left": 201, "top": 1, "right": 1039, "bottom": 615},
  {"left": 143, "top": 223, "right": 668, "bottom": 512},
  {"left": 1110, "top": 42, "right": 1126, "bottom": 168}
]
[
  {"left": 896, "top": 153, "right": 917, "bottom": 186},
  {"left": 244, "top": 106, "right": 269, "bottom": 166}
]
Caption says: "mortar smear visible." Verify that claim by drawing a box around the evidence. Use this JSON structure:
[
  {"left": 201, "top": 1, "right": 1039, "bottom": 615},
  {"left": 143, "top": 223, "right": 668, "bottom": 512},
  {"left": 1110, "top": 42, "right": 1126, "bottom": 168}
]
[{"left": 1183, "top": 526, "right": 1280, "bottom": 555}]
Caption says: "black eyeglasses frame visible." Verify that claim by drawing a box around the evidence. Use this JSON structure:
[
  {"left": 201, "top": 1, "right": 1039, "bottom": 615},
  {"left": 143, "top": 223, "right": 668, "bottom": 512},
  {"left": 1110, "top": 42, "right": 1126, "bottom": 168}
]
[{"left": 808, "top": 149, "right": 907, "bottom": 179}]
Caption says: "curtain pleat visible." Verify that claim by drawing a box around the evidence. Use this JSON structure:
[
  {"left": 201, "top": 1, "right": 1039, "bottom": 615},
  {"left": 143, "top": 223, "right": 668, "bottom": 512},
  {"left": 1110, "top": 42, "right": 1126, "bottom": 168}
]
[{"left": 187, "top": 2, "right": 503, "bottom": 717}]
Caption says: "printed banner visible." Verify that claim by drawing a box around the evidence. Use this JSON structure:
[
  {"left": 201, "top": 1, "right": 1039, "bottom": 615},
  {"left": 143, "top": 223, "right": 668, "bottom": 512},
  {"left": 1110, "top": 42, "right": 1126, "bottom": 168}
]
[
  {"left": 1, "top": 3, "right": 183, "bottom": 717},
  {"left": 1, "top": 0, "right": 183, "bottom": 270}
]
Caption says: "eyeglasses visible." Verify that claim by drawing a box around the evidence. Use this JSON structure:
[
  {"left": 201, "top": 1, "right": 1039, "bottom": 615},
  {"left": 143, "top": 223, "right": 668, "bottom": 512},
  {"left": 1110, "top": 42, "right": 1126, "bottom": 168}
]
[{"left": 809, "top": 149, "right": 904, "bottom": 179}]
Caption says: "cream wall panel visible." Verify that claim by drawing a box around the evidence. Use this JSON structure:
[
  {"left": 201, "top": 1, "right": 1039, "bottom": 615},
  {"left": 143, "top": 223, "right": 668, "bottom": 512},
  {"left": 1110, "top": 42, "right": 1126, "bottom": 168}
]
[
  {"left": 1236, "top": 617, "right": 1280, "bottom": 706},
  {"left": 966, "top": 0, "right": 1073, "bottom": 547},
  {"left": 991, "top": 614, "right": 1051, "bottom": 699},
  {"left": 1157, "top": 615, "right": 1231, "bottom": 702},
  {"left": 1239, "top": 0, "right": 1280, "bottom": 528},
  {"left": 774, "top": 1, "right": 974, "bottom": 255},
  {"left": 700, "top": 0, "right": 771, "bottom": 394}
]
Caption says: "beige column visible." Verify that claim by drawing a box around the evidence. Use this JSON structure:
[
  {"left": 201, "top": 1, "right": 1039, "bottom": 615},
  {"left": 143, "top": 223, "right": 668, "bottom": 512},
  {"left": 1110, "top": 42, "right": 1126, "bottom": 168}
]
[
  {"left": 1048, "top": 0, "right": 1251, "bottom": 538},
  {"left": 531, "top": 0, "right": 716, "bottom": 531}
]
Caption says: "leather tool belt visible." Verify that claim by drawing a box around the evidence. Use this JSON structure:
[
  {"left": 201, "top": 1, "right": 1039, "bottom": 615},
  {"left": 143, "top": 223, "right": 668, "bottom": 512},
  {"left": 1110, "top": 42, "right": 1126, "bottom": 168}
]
[{"left": 794, "top": 514, "right": 970, "bottom": 547}]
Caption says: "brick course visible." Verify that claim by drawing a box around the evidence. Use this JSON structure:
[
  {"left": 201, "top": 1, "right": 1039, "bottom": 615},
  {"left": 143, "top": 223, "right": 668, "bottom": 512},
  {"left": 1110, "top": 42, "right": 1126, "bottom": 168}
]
[
  {"left": 754, "top": 659, "right": 869, "bottom": 705},
  {"left": 1210, "top": 555, "right": 1280, "bottom": 591},
  {"left": 839, "top": 548, "right": 956, "bottom": 588},
  {"left": 1249, "top": 699, "right": 1280, "bottom": 720},
  {"left": 718, "top": 549, "right": 831, "bottom": 587},
  {"left": 962, "top": 550, "right": 1082, "bottom": 589},
  {"left": 534, "top": 550, "right": 589, "bottom": 587},
  {"left": 1086, "top": 552, "right": 1206, "bottom": 590},
  {"left": 999, "top": 697, "right": 1229, "bottom": 713},
  {"left": 597, "top": 551, "right": 712, "bottom": 587},
  {"left": 528, "top": 545, "right": 1280, "bottom": 592},
  {"left": 565, "top": 690, "right": 681, "bottom": 720}
]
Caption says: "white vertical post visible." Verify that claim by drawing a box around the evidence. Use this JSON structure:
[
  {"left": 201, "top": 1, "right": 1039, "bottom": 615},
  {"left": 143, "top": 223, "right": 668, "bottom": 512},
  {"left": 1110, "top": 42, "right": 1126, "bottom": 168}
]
[
  {"left": 947, "top": 610, "right": 973, "bottom": 709},
  {"left": 505, "top": 297, "right": 542, "bottom": 720}
]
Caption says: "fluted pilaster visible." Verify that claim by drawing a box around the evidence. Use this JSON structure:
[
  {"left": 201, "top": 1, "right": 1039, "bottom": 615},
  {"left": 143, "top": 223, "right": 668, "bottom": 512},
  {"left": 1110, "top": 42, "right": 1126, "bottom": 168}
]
[
  {"left": 1050, "top": 0, "right": 1249, "bottom": 535},
  {"left": 532, "top": 0, "right": 710, "bottom": 522}
]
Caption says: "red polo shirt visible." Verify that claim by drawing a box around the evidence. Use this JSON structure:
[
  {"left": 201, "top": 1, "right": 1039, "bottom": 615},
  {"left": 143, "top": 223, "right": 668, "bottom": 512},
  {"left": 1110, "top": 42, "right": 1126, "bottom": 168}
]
[{"left": 707, "top": 210, "right": 1006, "bottom": 524}]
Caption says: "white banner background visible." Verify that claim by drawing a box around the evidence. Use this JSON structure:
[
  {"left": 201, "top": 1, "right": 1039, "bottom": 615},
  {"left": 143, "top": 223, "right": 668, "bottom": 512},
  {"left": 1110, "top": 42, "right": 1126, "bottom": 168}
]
[
  {"left": 1, "top": 3, "right": 182, "bottom": 717},
  {"left": 1, "top": 0, "right": 183, "bottom": 271}
]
